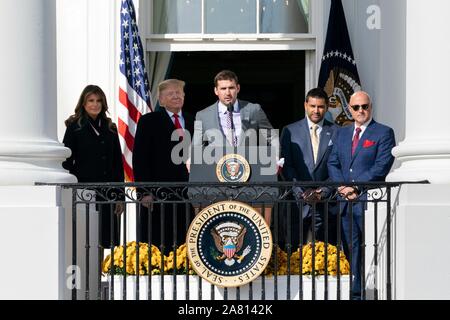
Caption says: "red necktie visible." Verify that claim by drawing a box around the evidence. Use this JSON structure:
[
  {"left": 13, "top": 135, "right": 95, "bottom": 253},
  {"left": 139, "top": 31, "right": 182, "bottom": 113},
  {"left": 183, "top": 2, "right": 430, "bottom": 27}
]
[
  {"left": 351, "top": 127, "right": 362, "bottom": 156},
  {"left": 173, "top": 113, "right": 184, "bottom": 140}
]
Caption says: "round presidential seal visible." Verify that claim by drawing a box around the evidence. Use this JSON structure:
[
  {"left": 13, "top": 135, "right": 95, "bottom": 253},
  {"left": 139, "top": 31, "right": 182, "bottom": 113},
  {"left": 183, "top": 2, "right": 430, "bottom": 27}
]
[
  {"left": 187, "top": 201, "right": 272, "bottom": 288},
  {"left": 216, "top": 154, "right": 251, "bottom": 183}
]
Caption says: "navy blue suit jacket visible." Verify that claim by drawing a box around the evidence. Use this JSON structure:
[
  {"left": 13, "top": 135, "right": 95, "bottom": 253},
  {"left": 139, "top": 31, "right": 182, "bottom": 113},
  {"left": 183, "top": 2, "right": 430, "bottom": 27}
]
[
  {"left": 281, "top": 118, "right": 337, "bottom": 217},
  {"left": 327, "top": 119, "right": 396, "bottom": 213}
]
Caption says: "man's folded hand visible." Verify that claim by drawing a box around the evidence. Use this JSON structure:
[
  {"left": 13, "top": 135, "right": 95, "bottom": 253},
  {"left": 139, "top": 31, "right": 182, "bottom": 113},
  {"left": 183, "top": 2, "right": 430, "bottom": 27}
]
[
  {"left": 141, "top": 194, "right": 154, "bottom": 210},
  {"left": 302, "top": 188, "right": 322, "bottom": 203}
]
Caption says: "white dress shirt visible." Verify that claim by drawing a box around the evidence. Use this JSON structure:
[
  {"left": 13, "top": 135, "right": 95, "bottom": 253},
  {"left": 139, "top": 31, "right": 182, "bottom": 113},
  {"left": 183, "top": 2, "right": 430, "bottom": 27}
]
[
  {"left": 306, "top": 117, "right": 325, "bottom": 140},
  {"left": 352, "top": 117, "right": 372, "bottom": 139},
  {"left": 218, "top": 101, "right": 242, "bottom": 144},
  {"left": 165, "top": 109, "right": 185, "bottom": 130}
]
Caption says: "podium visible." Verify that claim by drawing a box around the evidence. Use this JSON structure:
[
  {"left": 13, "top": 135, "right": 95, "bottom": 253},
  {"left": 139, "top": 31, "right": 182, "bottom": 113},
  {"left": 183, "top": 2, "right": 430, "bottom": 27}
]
[{"left": 188, "top": 146, "right": 279, "bottom": 223}]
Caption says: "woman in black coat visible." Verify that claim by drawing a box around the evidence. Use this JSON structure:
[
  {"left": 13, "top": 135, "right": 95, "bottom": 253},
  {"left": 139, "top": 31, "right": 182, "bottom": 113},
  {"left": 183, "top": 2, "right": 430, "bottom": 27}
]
[{"left": 62, "top": 85, "right": 124, "bottom": 248}]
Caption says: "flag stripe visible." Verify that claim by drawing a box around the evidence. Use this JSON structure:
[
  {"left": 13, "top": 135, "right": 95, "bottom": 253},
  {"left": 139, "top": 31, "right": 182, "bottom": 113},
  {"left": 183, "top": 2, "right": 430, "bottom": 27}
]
[
  {"left": 118, "top": 134, "right": 134, "bottom": 170},
  {"left": 118, "top": 118, "right": 136, "bottom": 152},
  {"left": 119, "top": 76, "right": 153, "bottom": 113},
  {"left": 117, "top": 105, "right": 138, "bottom": 139},
  {"left": 122, "top": 154, "right": 134, "bottom": 182},
  {"left": 119, "top": 87, "right": 142, "bottom": 125}
]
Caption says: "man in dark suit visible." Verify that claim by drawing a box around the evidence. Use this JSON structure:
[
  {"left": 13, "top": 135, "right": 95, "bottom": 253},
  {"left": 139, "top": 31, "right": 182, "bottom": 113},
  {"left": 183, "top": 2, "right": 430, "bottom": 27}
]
[
  {"left": 133, "top": 79, "right": 194, "bottom": 255},
  {"left": 280, "top": 88, "right": 337, "bottom": 248},
  {"left": 328, "top": 91, "right": 395, "bottom": 299}
]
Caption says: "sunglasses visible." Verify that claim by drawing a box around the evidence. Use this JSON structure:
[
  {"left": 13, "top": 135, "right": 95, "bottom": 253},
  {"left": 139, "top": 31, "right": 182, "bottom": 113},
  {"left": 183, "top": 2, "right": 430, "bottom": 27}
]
[{"left": 350, "top": 104, "right": 370, "bottom": 111}]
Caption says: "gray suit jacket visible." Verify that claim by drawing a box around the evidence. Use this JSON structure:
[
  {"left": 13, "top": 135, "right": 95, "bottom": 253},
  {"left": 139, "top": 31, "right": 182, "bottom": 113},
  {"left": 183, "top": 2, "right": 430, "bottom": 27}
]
[{"left": 192, "top": 99, "right": 277, "bottom": 148}]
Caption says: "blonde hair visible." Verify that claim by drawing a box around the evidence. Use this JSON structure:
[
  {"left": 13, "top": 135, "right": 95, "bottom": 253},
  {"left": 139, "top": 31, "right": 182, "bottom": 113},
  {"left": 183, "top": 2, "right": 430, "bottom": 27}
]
[{"left": 157, "top": 79, "right": 185, "bottom": 99}]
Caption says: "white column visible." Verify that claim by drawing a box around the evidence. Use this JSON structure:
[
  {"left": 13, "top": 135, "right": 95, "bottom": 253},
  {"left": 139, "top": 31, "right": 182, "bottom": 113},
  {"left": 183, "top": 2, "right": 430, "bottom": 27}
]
[
  {"left": 0, "top": 0, "right": 75, "bottom": 185},
  {"left": 56, "top": 0, "right": 118, "bottom": 141},
  {"left": 385, "top": 0, "right": 450, "bottom": 300},
  {"left": 387, "top": 0, "right": 450, "bottom": 183}
]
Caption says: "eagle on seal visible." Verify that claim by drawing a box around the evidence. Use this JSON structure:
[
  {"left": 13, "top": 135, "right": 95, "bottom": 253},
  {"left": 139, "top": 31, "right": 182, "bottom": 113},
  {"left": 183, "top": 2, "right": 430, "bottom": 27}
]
[{"left": 211, "top": 225, "right": 248, "bottom": 267}]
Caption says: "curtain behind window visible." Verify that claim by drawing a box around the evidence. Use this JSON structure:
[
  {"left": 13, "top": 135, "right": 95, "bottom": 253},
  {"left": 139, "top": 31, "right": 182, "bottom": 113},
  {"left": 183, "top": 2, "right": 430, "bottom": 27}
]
[
  {"left": 260, "top": 0, "right": 309, "bottom": 33},
  {"left": 152, "top": 0, "right": 201, "bottom": 34}
]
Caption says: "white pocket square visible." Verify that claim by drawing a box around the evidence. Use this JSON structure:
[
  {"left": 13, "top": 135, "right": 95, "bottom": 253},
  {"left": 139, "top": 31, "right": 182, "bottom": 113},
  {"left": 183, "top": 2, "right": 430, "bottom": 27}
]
[{"left": 328, "top": 140, "right": 333, "bottom": 147}]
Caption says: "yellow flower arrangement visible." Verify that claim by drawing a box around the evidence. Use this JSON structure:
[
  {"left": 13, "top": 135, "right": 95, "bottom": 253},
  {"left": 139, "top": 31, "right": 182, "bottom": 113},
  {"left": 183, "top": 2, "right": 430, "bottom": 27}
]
[
  {"left": 102, "top": 241, "right": 194, "bottom": 276},
  {"left": 265, "top": 242, "right": 350, "bottom": 276},
  {"left": 103, "top": 241, "right": 349, "bottom": 277},
  {"left": 164, "top": 244, "right": 195, "bottom": 274}
]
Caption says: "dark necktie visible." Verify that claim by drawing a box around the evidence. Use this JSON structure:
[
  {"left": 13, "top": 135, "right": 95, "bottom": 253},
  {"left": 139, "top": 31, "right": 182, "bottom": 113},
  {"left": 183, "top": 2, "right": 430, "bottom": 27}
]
[
  {"left": 226, "top": 104, "right": 237, "bottom": 146},
  {"left": 173, "top": 113, "right": 184, "bottom": 140},
  {"left": 351, "top": 127, "right": 362, "bottom": 156}
]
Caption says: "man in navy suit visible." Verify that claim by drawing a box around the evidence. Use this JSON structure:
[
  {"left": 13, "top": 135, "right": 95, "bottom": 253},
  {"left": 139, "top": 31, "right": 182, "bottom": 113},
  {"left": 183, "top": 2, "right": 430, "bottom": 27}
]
[
  {"left": 280, "top": 88, "right": 337, "bottom": 248},
  {"left": 328, "top": 91, "right": 395, "bottom": 299}
]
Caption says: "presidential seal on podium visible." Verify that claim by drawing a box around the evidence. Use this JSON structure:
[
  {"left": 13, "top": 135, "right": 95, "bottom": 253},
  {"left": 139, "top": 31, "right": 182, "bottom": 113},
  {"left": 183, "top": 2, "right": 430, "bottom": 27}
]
[
  {"left": 216, "top": 154, "right": 251, "bottom": 183},
  {"left": 186, "top": 201, "right": 272, "bottom": 287}
]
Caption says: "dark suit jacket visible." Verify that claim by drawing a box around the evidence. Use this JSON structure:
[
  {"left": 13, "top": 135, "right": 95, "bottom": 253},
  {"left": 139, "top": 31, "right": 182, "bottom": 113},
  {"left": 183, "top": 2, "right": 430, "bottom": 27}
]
[
  {"left": 62, "top": 117, "right": 124, "bottom": 183},
  {"left": 281, "top": 118, "right": 337, "bottom": 217},
  {"left": 327, "top": 119, "right": 396, "bottom": 213},
  {"left": 133, "top": 108, "right": 194, "bottom": 183}
]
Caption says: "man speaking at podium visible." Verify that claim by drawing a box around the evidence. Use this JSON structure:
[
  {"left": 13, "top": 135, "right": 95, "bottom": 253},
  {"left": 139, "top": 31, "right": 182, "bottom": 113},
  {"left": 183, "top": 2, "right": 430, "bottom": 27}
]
[
  {"left": 192, "top": 70, "right": 276, "bottom": 149},
  {"left": 190, "top": 70, "right": 278, "bottom": 223}
]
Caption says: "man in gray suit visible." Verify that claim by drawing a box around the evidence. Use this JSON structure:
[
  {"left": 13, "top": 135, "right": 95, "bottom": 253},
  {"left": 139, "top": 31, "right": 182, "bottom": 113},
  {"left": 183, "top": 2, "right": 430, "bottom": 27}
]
[
  {"left": 190, "top": 70, "right": 277, "bottom": 223},
  {"left": 280, "top": 88, "right": 337, "bottom": 247},
  {"left": 192, "top": 70, "right": 276, "bottom": 149}
]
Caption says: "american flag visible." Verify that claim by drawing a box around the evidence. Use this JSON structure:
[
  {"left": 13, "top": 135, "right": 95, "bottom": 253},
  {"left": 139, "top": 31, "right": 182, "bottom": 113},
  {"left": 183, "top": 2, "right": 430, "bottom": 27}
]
[{"left": 118, "top": 0, "right": 152, "bottom": 181}]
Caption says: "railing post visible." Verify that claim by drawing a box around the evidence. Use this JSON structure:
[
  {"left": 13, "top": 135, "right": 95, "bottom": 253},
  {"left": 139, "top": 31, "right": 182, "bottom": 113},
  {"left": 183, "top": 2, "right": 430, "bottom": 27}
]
[
  {"left": 122, "top": 202, "right": 127, "bottom": 301},
  {"left": 361, "top": 192, "right": 366, "bottom": 301},
  {"left": 72, "top": 188, "right": 77, "bottom": 300},
  {"left": 85, "top": 203, "right": 90, "bottom": 300},
  {"left": 386, "top": 187, "right": 392, "bottom": 300},
  {"left": 373, "top": 202, "right": 379, "bottom": 300}
]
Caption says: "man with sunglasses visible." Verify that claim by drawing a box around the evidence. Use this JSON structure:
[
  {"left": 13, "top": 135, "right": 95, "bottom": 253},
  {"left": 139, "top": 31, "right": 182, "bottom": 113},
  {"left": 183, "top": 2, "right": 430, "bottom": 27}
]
[{"left": 328, "top": 91, "right": 396, "bottom": 300}]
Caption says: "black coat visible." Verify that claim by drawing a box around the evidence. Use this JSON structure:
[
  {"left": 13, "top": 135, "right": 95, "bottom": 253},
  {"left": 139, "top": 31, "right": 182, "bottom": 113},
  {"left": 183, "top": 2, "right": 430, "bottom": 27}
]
[
  {"left": 133, "top": 109, "right": 194, "bottom": 183},
  {"left": 62, "top": 117, "right": 124, "bottom": 183},
  {"left": 62, "top": 117, "right": 124, "bottom": 248},
  {"left": 132, "top": 108, "right": 194, "bottom": 253}
]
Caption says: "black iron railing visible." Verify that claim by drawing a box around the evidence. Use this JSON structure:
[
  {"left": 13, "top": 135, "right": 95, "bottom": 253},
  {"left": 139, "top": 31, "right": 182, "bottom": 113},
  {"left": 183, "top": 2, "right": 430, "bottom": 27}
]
[{"left": 38, "top": 181, "right": 427, "bottom": 300}]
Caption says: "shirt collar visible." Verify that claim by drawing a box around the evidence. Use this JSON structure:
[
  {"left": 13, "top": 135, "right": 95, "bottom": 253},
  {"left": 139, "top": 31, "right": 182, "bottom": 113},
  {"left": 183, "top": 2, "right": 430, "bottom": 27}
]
[
  {"left": 355, "top": 117, "right": 372, "bottom": 132},
  {"left": 165, "top": 108, "right": 183, "bottom": 119},
  {"left": 306, "top": 117, "right": 324, "bottom": 130},
  {"left": 218, "top": 101, "right": 239, "bottom": 114}
]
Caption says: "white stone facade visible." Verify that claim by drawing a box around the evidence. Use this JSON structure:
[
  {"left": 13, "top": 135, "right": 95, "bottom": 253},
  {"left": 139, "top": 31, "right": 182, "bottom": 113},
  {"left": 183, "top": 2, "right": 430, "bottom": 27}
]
[{"left": 0, "top": 0, "right": 449, "bottom": 299}]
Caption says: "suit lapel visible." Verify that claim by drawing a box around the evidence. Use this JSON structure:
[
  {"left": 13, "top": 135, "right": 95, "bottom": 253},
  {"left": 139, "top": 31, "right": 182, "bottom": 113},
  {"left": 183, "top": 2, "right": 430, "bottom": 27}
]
[
  {"left": 160, "top": 108, "right": 175, "bottom": 130},
  {"left": 315, "top": 122, "right": 332, "bottom": 169},
  {"left": 212, "top": 102, "right": 233, "bottom": 147},
  {"left": 350, "top": 120, "right": 376, "bottom": 164},
  {"left": 299, "top": 120, "right": 315, "bottom": 173},
  {"left": 343, "top": 124, "right": 354, "bottom": 165},
  {"left": 238, "top": 100, "right": 250, "bottom": 146}
]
